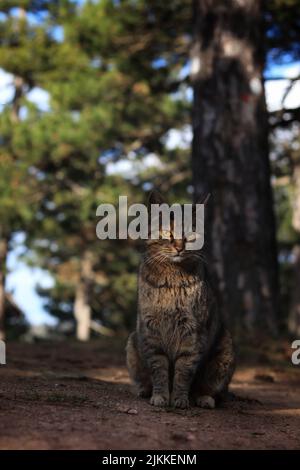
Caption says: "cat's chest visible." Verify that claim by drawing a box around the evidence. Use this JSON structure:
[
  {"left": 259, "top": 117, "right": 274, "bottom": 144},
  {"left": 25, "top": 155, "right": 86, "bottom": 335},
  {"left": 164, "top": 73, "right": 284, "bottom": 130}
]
[
  {"left": 139, "top": 282, "right": 200, "bottom": 337},
  {"left": 140, "top": 282, "right": 198, "bottom": 313}
]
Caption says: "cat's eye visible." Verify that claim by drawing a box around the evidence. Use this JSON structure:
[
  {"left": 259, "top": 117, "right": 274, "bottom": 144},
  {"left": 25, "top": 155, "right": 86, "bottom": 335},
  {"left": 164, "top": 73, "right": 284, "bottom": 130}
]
[
  {"left": 186, "top": 232, "right": 198, "bottom": 242},
  {"left": 161, "top": 230, "right": 172, "bottom": 239}
]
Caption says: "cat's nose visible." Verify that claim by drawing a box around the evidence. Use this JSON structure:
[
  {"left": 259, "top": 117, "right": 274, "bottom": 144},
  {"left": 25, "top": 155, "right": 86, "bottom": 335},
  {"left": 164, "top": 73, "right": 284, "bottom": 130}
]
[{"left": 173, "top": 240, "right": 184, "bottom": 253}]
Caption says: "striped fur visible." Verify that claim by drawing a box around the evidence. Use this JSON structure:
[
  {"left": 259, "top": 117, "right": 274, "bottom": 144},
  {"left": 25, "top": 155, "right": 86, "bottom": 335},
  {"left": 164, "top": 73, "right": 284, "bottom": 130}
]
[{"left": 126, "top": 194, "right": 235, "bottom": 409}]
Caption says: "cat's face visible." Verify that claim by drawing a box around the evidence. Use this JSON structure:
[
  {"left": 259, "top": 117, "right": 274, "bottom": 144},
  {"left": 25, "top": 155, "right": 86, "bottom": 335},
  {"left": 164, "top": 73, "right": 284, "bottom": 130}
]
[
  {"left": 144, "top": 191, "right": 205, "bottom": 267},
  {"left": 145, "top": 227, "right": 202, "bottom": 265}
]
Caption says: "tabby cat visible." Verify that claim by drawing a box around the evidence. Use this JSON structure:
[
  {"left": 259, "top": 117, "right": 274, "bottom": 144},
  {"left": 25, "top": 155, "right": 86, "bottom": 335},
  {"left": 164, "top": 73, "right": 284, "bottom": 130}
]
[{"left": 126, "top": 191, "right": 235, "bottom": 409}]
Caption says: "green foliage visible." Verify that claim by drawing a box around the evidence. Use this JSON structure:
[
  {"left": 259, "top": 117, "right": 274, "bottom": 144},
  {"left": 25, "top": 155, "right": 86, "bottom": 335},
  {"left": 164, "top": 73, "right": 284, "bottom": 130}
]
[
  {"left": 0, "top": 1, "right": 192, "bottom": 330},
  {"left": 266, "top": 0, "right": 300, "bottom": 62}
]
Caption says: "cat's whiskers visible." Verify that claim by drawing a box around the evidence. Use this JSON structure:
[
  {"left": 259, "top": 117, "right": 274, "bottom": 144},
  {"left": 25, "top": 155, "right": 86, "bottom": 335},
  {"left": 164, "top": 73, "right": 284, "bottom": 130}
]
[
  {"left": 143, "top": 251, "right": 167, "bottom": 269},
  {"left": 190, "top": 252, "right": 208, "bottom": 264}
]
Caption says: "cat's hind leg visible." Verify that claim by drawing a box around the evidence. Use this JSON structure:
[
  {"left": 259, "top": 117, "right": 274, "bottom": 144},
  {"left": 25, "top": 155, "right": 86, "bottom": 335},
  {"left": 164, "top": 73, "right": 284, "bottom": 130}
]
[
  {"left": 192, "top": 328, "right": 235, "bottom": 409},
  {"left": 126, "top": 331, "right": 152, "bottom": 398}
]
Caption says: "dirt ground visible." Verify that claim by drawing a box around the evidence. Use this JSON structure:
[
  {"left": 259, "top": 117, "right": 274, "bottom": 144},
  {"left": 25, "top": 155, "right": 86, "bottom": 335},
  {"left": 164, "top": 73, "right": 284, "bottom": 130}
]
[{"left": 0, "top": 338, "right": 299, "bottom": 450}]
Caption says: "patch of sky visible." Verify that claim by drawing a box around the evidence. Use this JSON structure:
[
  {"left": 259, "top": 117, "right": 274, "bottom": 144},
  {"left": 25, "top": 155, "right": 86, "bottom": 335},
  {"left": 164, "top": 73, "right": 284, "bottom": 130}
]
[
  {"left": 169, "top": 60, "right": 192, "bottom": 102},
  {"left": 265, "top": 53, "right": 300, "bottom": 77},
  {"left": 0, "top": 69, "right": 13, "bottom": 111},
  {"left": 179, "top": 61, "right": 190, "bottom": 80},
  {"left": 26, "top": 87, "right": 50, "bottom": 113},
  {"left": 28, "top": 167, "right": 47, "bottom": 181},
  {"left": 106, "top": 152, "right": 164, "bottom": 179},
  {"left": 163, "top": 125, "right": 192, "bottom": 151},
  {"left": 264, "top": 61, "right": 300, "bottom": 112},
  {"left": 50, "top": 25, "right": 64, "bottom": 42},
  {"left": 9, "top": 7, "right": 20, "bottom": 17},
  {"left": 0, "top": 69, "right": 50, "bottom": 112},
  {"left": 171, "top": 85, "right": 193, "bottom": 102},
  {"left": 9, "top": 7, "right": 65, "bottom": 42},
  {"left": 26, "top": 11, "right": 49, "bottom": 25},
  {"left": 102, "top": 126, "right": 192, "bottom": 178},
  {"left": 152, "top": 57, "right": 168, "bottom": 69},
  {"left": 91, "top": 57, "right": 103, "bottom": 68},
  {"left": 71, "top": 111, "right": 81, "bottom": 122},
  {"left": 142, "top": 181, "right": 154, "bottom": 191},
  {"left": 72, "top": 0, "right": 88, "bottom": 5},
  {"left": 6, "top": 233, "right": 56, "bottom": 326},
  {"left": 19, "top": 107, "right": 28, "bottom": 120},
  {"left": 99, "top": 146, "right": 123, "bottom": 164}
]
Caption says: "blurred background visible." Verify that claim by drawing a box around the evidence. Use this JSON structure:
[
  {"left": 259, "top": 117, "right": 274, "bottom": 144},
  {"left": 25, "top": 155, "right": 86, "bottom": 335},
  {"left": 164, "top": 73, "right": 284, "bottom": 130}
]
[{"left": 0, "top": 0, "right": 300, "bottom": 344}]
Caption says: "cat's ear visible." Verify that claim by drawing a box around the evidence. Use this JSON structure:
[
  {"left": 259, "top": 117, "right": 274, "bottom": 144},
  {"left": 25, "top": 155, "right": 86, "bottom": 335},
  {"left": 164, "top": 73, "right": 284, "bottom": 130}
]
[
  {"left": 201, "top": 193, "right": 211, "bottom": 205},
  {"left": 196, "top": 193, "right": 211, "bottom": 206},
  {"left": 148, "top": 189, "right": 165, "bottom": 208},
  {"left": 192, "top": 193, "right": 211, "bottom": 217}
]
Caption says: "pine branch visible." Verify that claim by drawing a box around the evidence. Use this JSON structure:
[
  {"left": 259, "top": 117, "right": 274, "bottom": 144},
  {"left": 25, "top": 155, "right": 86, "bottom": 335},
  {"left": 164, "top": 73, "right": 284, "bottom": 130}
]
[
  {"left": 269, "top": 107, "right": 300, "bottom": 128},
  {"left": 265, "top": 75, "right": 300, "bottom": 81}
]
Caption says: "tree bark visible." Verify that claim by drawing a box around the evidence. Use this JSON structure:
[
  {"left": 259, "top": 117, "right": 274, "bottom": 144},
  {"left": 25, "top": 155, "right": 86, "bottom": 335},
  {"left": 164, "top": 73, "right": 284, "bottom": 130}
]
[
  {"left": 289, "top": 162, "right": 300, "bottom": 336},
  {"left": 0, "top": 236, "right": 8, "bottom": 341},
  {"left": 74, "top": 250, "right": 93, "bottom": 341},
  {"left": 11, "top": 76, "right": 24, "bottom": 123},
  {"left": 289, "top": 245, "right": 300, "bottom": 337},
  {"left": 191, "top": 0, "right": 278, "bottom": 335},
  {"left": 11, "top": 8, "right": 26, "bottom": 123}
]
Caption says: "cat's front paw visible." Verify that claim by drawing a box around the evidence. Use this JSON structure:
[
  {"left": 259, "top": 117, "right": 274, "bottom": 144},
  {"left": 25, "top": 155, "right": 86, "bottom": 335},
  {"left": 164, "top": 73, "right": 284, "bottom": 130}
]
[
  {"left": 196, "top": 395, "right": 215, "bottom": 409},
  {"left": 150, "top": 394, "right": 169, "bottom": 407},
  {"left": 137, "top": 386, "right": 152, "bottom": 398},
  {"left": 171, "top": 395, "right": 190, "bottom": 409}
]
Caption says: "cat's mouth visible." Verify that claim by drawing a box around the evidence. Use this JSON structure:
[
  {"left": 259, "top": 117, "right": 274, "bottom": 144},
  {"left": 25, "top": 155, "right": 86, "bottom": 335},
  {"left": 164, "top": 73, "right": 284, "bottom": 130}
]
[{"left": 172, "top": 254, "right": 184, "bottom": 263}]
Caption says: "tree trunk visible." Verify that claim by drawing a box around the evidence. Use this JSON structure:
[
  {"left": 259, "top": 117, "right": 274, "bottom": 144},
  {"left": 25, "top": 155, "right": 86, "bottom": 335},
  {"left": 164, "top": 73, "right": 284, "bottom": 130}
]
[
  {"left": 191, "top": 0, "right": 278, "bottom": 335},
  {"left": 289, "top": 162, "right": 300, "bottom": 336},
  {"left": 11, "top": 76, "right": 24, "bottom": 123},
  {"left": 11, "top": 9, "right": 26, "bottom": 123},
  {"left": 0, "top": 236, "right": 8, "bottom": 341},
  {"left": 289, "top": 245, "right": 300, "bottom": 337},
  {"left": 74, "top": 250, "right": 93, "bottom": 341},
  {"left": 291, "top": 163, "right": 300, "bottom": 234}
]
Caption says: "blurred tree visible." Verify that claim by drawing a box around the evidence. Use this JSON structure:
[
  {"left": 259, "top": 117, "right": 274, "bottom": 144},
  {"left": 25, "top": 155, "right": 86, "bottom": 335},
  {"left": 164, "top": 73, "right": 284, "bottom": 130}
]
[
  {"left": 270, "top": 127, "right": 300, "bottom": 336},
  {"left": 265, "top": 0, "right": 300, "bottom": 335},
  {"left": 287, "top": 143, "right": 300, "bottom": 336},
  {"left": 191, "top": 0, "right": 278, "bottom": 336},
  {"left": 0, "top": 2, "right": 65, "bottom": 338},
  {"left": 20, "top": 0, "right": 191, "bottom": 339},
  {"left": 266, "top": 0, "right": 300, "bottom": 130}
]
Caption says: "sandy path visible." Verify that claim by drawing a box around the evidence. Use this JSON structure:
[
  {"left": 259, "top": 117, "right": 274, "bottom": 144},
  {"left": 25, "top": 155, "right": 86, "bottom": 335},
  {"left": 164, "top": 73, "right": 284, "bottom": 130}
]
[{"left": 0, "top": 340, "right": 299, "bottom": 449}]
